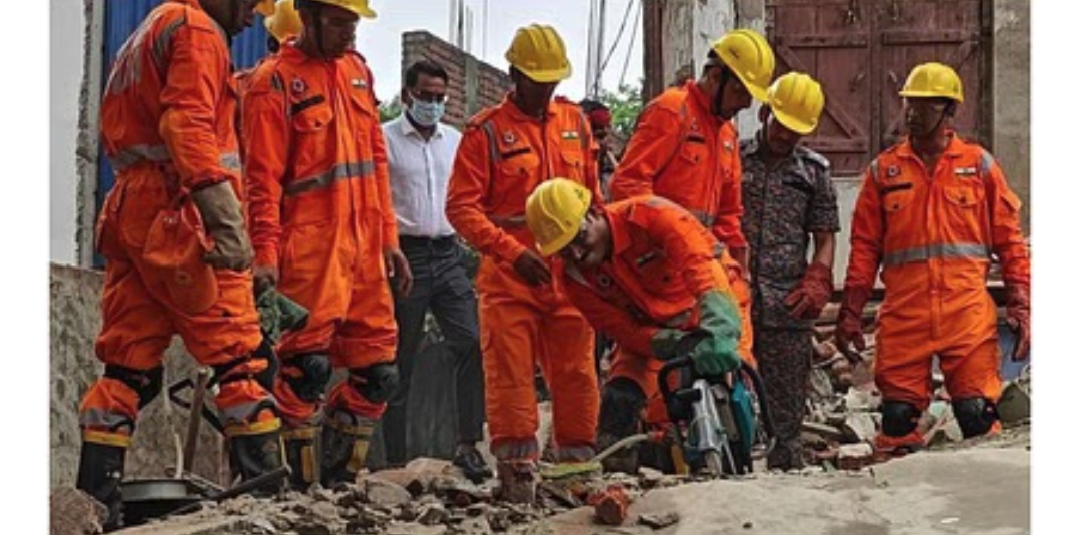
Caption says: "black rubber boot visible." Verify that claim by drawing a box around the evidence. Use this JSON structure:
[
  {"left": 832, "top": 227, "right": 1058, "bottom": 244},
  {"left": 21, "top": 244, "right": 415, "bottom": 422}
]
[
  {"left": 320, "top": 410, "right": 376, "bottom": 488},
  {"left": 228, "top": 429, "right": 286, "bottom": 495},
  {"left": 596, "top": 378, "right": 647, "bottom": 474},
  {"left": 76, "top": 441, "right": 126, "bottom": 531},
  {"left": 282, "top": 427, "right": 318, "bottom": 490}
]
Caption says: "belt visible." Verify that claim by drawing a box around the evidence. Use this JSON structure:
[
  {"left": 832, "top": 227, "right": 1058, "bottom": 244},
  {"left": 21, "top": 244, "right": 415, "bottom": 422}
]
[{"left": 400, "top": 235, "right": 457, "bottom": 248}]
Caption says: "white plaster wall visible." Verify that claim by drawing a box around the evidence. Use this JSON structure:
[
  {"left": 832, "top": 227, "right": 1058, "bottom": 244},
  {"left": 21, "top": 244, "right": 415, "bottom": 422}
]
[{"left": 50, "top": 0, "right": 85, "bottom": 265}]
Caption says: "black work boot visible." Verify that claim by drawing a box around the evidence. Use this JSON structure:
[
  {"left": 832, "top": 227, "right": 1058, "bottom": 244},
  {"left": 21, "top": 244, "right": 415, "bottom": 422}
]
[
  {"left": 228, "top": 429, "right": 286, "bottom": 495},
  {"left": 76, "top": 441, "right": 126, "bottom": 531},
  {"left": 597, "top": 378, "right": 646, "bottom": 474},
  {"left": 452, "top": 444, "right": 494, "bottom": 483},
  {"left": 320, "top": 410, "right": 376, "bottom": 488},
  {"left": 282, "top": 427, "right": 318, "bottom": 490}
]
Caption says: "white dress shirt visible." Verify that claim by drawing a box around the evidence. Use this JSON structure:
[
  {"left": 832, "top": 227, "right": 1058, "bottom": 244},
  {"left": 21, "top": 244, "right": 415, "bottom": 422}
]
[{"left": 382, "top": 114, "right": 461, "bottom": 238}]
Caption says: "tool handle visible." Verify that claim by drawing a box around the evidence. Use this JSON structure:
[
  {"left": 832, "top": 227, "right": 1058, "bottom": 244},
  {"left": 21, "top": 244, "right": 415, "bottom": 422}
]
[{"left": 182, "top": 368, "right": 211, "bottom": 472}]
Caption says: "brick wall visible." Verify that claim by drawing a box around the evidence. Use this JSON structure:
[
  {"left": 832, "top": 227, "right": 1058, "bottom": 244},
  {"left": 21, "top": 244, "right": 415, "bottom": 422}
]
[{"left": 401, "top": 31, "right": 512, "bottom": 129}]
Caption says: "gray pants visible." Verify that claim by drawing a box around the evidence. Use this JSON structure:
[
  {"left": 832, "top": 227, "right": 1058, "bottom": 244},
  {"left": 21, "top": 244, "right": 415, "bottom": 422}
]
[
  {"left": 754, "top": 328, "right": 812, "bottom": 470},
  {"left": 383, "top": 236, "right": 484, "bottom": 465}
]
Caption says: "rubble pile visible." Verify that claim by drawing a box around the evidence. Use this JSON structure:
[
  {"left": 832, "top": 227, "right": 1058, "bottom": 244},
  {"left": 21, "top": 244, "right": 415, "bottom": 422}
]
[{"left": 127, "top": 458, "right": 691, "bottom": 535}]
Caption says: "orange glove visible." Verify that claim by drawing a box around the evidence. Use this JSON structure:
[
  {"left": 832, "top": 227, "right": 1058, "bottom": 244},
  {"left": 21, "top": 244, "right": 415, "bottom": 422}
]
[
  {"left": 835, "top": 286, "right": 870, "bottom": 362},
  {"left": 784, "top": 262, "right": 833, "bottom": 320},
  {"left": 1005, "top": 283, "right": 1030, "bottom": 362}
]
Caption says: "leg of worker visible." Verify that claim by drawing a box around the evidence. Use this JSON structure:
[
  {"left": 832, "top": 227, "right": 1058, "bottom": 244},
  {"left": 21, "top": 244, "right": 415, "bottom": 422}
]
[
  {"left": 322, "top": 261, "right": 399, "bottom": 487},
  {"left": 273, "top": 225, "right": 349, "bottom": 489},
  {"left": 168, "top": 267, "right": 281, "bottom": 485},
  {"left": 430, "top": 242, "right": 489, "bottom": 480},
  {"left": 537, "top": 301, "right": 598, "bottom": 462},
  {"left": 873, "top": 319, "right": 935, "bottom": 452},
  {"left": 383, "top": 240, "right": 434, "bottom": 466},
  {"left": 755, "top": 329, "right": 811, "bottom": 470},
  {"left": 941, "top": 334, "right": 1003, "bottom": 439},
  {"left": 78, "top": 255, "right": 173, "bottom": 525}
]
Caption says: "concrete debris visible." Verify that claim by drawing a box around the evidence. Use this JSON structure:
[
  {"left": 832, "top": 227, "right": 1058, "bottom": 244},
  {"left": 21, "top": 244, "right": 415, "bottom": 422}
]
[
  {"left": 244, "top": 516, "right": 277, "bottom": 534},
  {"left": 589, "top": 485, "right": 631, "bottom": 526},
  {"left": 457, "top": 516, "right": 494, "bottom": 535},
  {"left": 638, "top": 511, "right": 680, "bottom": 529},
  {"left": 50, "top": 486, "right": 108, "bottom": 535},
  {"left": 843, "top": 387, "right": 881, "bottom": 412},
  {"left": 997, "top": 379, "right": 1031, "bottom": 424},
  {"left": 841, "top": 412, "right": 878, "bottom": 443},
  {"left": 416, "top": 503, "right": 450, "bottom": 526},
  {"left": 384, "top": 521, "right": 448, "bottom": 535},
  {"left": 359, "top": 476, "right": 414, "bottom": 509},
  {"left": 837, "top": 443, "right": 875, "bottom": 471}
]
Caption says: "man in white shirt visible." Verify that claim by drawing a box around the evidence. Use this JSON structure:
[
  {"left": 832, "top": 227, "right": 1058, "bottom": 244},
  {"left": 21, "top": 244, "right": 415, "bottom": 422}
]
[{"left": 381, "top": 60, "right": 490, "bottom": 482}]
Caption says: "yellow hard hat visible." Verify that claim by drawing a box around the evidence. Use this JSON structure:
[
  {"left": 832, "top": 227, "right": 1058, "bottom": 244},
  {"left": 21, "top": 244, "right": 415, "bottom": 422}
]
[
  {"left": 711, "top": 29, "right": 776, "bottom": 102},
  {"left": 526, "top": 178, "right": 593, "bottom": 256},
  {"left": 265, "top": 0, "right": 303, "bottom": 42},
  {"left": 505, "top": 24, "right": 572, "bottom": 83},
  {"left": 899, "top": 62, "right": 963, "bottom": 103},
  {"left": 302, "top": 0, "right": 377, "bottom": 19},
  {"left": 255, "top": 0, "right": 276, "bottom": 17},
  {"left": 767, "top": 72, "right": 825, "bottom": 135}
]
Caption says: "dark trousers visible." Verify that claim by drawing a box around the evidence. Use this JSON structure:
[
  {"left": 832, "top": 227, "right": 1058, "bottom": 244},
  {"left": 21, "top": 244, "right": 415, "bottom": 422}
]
[
  {"left": 754, "top": 328, "right": 812, "bottom": 470},
  {"left": 383, "top": 235, "right": 484, "bottom": 465}
]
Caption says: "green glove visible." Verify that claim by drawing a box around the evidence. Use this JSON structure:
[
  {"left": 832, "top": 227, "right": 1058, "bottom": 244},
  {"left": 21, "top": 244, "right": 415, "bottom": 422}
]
[
  {"left": 651, "top": 328, "right": 685, "bottom": 360},
  {"left": 690, "top": 291, "right": 742, "bottom": 376},
  {"left": 256, "top": 288, "right": 309, "bottom": 344}
]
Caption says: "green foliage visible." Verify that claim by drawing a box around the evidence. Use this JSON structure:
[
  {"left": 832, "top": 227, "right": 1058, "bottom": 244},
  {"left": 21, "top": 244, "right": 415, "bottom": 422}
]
[
  {"left": 599, "top": 82, "right": 644, "bottom": 140},
  {"left": 379, "top": 95, "right": 403, "bottom": 123}
]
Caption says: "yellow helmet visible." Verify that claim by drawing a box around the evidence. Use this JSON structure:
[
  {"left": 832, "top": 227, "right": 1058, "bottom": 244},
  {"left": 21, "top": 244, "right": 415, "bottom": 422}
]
[
  {"left": 265, "top": 0, "right": 303, "bottom": 42},
  {"left": 301, "top": 0, "right": 377, "bottom": 19},
  {"left": 711, "top": 29, "right": 775, "bottom": 102},
  {"left": 505, "top": 24, "right": 572, "bottom": 83},
  {"left": 526, "top": 178, "right": 593, "bottom": 256},
  {"left": 255, "top": 0, "right": 276, "bottom": 17},
  {"left": 899, "top": 62, "right": 963, "bottom": 103},
  {"left": 767, "top": 72, "right": 825, "bottom": 135}
]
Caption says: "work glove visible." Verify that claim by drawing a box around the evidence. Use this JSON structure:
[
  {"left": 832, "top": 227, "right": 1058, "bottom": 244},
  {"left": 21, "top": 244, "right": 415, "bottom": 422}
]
[
  {"left": 190, "top": 180, "right": 253, "bottom": 272},
  {"left": 1005, "top": 283, "right": 1031, "bottom": 362},
  {"left": 834, "top": 286, "right": 871, "bottom": 363},
  {"left": 256, "top": 288, "right": 309, "bottom": 344},
  {"left": 512, "top": 249, "right": 552, "bottom": 287},
  {"left": 784, "top": 262, "right": 834, "bottom": 320},
  {"left": 689, "top": 291, "right": 743, "bottom": 376},
  {"left": 253, "top": 263, "right": 278, "bottom": 297}
]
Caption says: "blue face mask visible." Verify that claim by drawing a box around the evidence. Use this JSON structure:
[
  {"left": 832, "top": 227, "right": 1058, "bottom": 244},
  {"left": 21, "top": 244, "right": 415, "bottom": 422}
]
[{"left": 406, "top": 98, "right": 445, "bottom": 127}]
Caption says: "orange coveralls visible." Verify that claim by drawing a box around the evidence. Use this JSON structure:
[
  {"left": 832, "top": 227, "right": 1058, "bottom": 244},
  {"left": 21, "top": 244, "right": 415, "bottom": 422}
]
[
  {"left": 559, "top": 197, "right": 741, "bottom": 424},
  {"left": 845, "top": 134, "right": 1030, "bottom": 418},
  {"left": 608, "top": 81, "right": 754, "bottom": 365},
  {"left": 446, "top": 95, "right": 601, "bottom": 462},
  {"left": 242, "top": 41, "right": 398, "bottom": 425},
  {"left": 81, "top": 0, "right": 272, "bottom": 447}
]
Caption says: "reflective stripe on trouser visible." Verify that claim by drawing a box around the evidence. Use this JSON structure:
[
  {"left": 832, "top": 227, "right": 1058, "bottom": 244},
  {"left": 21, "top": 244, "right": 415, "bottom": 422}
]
[
  {"left": 274, "top": 214, "right": 398, "bottom": 424},
  {"left": 874, "top": 289, "right": 1002, "bottom": 411},
  {"left": 85, "top": 166, "right": 269, "bottom": 444},
  {"left": 477, "top": 259, "right": 599, "bottom": 462},
  {"left": 283, "top": 160, "right": 376, "bottom": 196}
]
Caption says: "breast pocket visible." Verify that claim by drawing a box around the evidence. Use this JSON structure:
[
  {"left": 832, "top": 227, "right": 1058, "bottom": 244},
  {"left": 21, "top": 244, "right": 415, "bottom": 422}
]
[
  {"left": 880, "top": 182, "right": 915, "bottom": 218},
  {"left": 557, "top": 146, "right": 586, "bottom": 180},
  {"left": 490, "top": 148, "right": 541, "bottom": 209},
  {"left": 290, "top": 97, "right": 335, "bottom": 172},
  {"left": 943, "top": 184, "right": 987, "bottom": 239},
  {"left": 678, "top": 135, "right": 708, "bottom": 167}
]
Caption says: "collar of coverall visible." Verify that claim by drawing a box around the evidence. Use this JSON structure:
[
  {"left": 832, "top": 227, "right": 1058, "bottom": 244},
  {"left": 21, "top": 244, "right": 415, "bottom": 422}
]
[
  {"left": 685, "top": 80, "right": 725, "bottom": 129},
  {"left": 895, "top": 129, "right": 966, "bottom": 162},
  {"left": 603, "top": 204, "right": 636, "bottom": 257},
  {"left": 503, "top": 93, "right": 560, "bottom": 123}
]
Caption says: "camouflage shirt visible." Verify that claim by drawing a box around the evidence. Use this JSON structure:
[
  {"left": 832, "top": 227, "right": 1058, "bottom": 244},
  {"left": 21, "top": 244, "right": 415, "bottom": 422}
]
[{"left": 740, "top": 136, "right": 839, "bottom": 330}]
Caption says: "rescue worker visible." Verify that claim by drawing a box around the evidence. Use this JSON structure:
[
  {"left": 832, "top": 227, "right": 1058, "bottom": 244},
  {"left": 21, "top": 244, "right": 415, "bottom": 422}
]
[
  {"left": 740, "top": 72, "right": 838, "bottom": 470},
  {"left": 608, "top": 28, "right": 776, "bottom": 368},
  {"left": 242, "top": 0, "right": 412, "bottom": 490},
  {"left": 579, "top": 98, "right": 617, "bottom": 199},
  {"left": 524, "top": 179, "right": 744, "bottom": 474},
  {"left": 445, "top": 24, "right": 601, "bottom": 503},
  {"left": 835, "top": 62, "right": 1031, "bottom": 454},
  {"left": 78, "top": 0, "right": 281, "bottom": 524},
  {"left": 263, "top": 0, "right": 301, "bottom": 52}
]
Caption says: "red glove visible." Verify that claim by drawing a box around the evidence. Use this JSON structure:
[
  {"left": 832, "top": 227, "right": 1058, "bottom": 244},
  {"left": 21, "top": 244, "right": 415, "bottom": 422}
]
[
  {"left": 784, "top": 262, "right": 833, "bottom": 320},
  {"left": 1005, "top": 283, "right": 1030, "bottom": 362},
  {"left": 835, "top": 286, "right": 871, "bottom": 362}
]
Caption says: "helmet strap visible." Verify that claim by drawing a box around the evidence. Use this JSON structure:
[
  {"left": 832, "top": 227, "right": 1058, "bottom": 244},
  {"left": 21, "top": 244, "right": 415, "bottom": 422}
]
[{"left": 712, "top": 66, "right": 732, "bottom": 117}]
